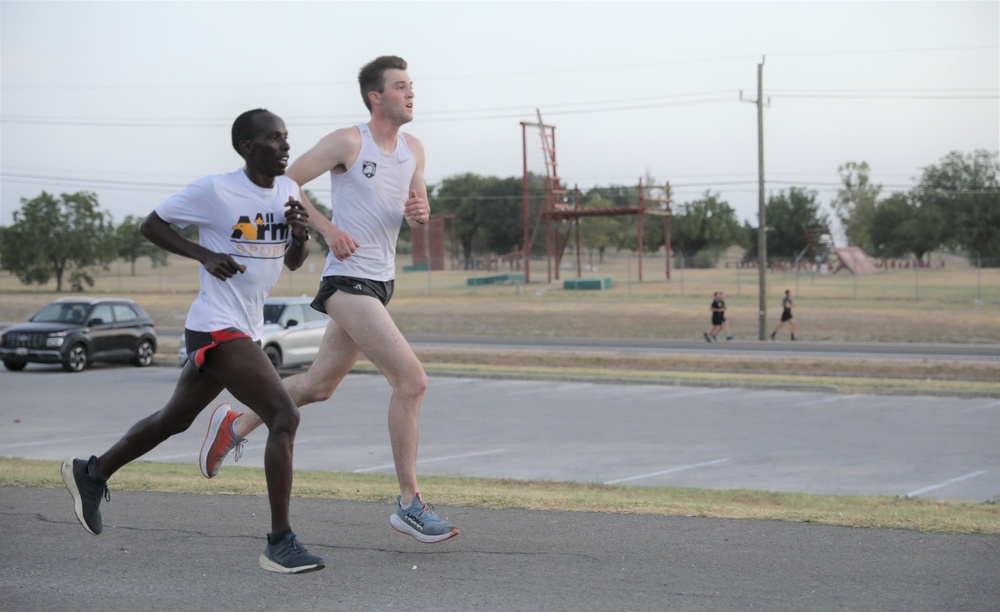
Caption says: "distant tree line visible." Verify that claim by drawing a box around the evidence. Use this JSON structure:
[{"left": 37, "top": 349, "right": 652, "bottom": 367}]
[
  {"left": 832, "top": 150, "right": 999, "bottom": 264},
  {"left": 427, "top": 149, "right": 999, "bottom": 270},
  {"left": 2, "top": 150, "right": 997, "bottom": 291}
]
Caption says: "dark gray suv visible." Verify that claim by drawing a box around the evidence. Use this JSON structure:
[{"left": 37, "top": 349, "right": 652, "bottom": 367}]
[{"left": 1, "top": 298, "right": 157, "bottom": 372}]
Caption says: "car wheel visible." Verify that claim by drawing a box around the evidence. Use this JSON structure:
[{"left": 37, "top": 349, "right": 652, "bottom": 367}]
[
  {"left": 63, "top": 343, "right": 89, "bottom": 372},
  {"left": 264, "top": 344, "right": 282, "bottom": 370},
  {"left": 134, "top": 338, "right": 155, "bottom": 367},
  {"left": 3, "top": 359, "right": 27, "bottom": 372}
]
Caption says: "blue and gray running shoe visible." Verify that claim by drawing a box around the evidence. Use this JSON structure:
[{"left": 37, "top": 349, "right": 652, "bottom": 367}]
[
  {"left": 259, "top": 529, "right": 325, "bottom": 574},
  {"left": 389, "top": 493, "right": 459, "bottom": 543}
]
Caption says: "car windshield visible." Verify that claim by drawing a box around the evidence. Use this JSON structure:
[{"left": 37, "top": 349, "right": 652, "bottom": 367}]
[
  {"left": 263, "top": 304, "right": 285, "bottom": 325},
  {"left": 32, "top": 302, "right": 90, "bottom": 324}
]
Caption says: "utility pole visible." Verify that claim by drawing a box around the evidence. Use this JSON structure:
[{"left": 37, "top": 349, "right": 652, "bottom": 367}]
[{"left": 741, "top": 56, "right": 769, "bottom": 340}]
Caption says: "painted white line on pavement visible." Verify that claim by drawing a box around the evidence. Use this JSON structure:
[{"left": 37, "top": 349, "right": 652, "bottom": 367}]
[
  {"left": 904, "top": 470, "right": 987, "bottom": 498},
  {"left": 604, "top": 458, "right": 730, "bottom": 485},
  {"left": 665, "top": 389, "right": 728, "bottom": 399},
  {"left": 959, "top": 401, "right": 1000, "bottom": 414},
  {"left": 798, "top": 394, "right": 864, "bottom": 407},
  {"left": 353, "top": 448, "right": 507, "bottom": 473},
  {"left": 0, "top": 433, "right": 126, "bottom": 450}
]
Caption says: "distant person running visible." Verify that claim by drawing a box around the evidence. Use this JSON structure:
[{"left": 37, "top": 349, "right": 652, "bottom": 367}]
[
  {"left": 704, "top": 291, "right": 732, "bottom": 342},
  {"left": 770, "top": 289, "right": 796, "bottom": 341},
  {"left": 61, "top": 109, "right": 324, "bottom": 574}
]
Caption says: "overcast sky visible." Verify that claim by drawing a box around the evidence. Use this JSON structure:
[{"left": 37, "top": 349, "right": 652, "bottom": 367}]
[{"left": 2, "top": 0, "right": 998, "bottom": 231}]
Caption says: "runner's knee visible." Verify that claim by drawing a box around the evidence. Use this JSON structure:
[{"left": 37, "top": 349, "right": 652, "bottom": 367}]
[
  {"left": 299, "top": 377, "right": 339, "bottom": 404},
  {"left": 396, "top": 368, "right": 428, "bottom": 402},
  {"left": 263, "top": 404, "right": 300, "bottom": 435}
]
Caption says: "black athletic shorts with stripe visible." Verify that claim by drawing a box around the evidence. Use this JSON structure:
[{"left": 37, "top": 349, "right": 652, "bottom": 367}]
[{"left": 310, "top": 276, "right": 394, "bottom": 314}]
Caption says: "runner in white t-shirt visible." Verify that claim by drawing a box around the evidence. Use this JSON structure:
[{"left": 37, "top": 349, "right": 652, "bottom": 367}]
[
  {"left": 201, "top": 56, "right": 459, "bottom": 545},
  {"left": 60, "top": 109, "right": 324, "bottom": 574}
]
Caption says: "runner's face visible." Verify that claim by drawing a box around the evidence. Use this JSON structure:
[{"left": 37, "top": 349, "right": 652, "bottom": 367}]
[
  {"left": 245, "top": 113, "right": 290, "bottom": 178},
  {"left": 377, "top": 69, "right": 414, "bottom": 125}
]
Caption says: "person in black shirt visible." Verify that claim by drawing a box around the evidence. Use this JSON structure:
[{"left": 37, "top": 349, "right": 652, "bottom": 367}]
[
  {"left": 703, "top": 291, "right": 732, "bottom": 342},
  {"left": 771, "top": 289, "right": 796, "bottom": 341}
]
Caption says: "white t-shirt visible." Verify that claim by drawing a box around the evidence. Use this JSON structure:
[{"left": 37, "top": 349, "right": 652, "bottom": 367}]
[
  {"left": 155, "top": 168, "right": 299, "bottom": 339},
  {"left": 322, "top": 123, "right": 416, "bottom": 281}
]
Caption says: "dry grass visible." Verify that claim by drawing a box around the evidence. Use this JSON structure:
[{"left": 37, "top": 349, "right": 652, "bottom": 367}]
[
  {"left": 400, "top": 348, "right": 1000, "bottom": 397},
  {"left": 4, "top": 257, "right": 997, "bottom": 528},
  {"left": 3, "top": 252, "right": 997, "bottom": 342},
  {"left": 2, "top": 253, "right": 998, "bottom": 395},
  {"left": 4, "top": 458, "right": 996, "bottom": 534}
]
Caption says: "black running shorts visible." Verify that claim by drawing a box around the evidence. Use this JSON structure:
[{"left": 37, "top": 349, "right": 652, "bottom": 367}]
[{"left": 311, "top": 276, "right": 394, "bottom": 314}]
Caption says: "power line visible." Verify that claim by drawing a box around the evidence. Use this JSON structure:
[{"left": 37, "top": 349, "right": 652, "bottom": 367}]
[
  {"left": 1, "top": 92, "right": 741, "bottom": 127},
  {"left": 5, "top": 45, "right": 995, "bottom": 92},
  {"left": 768, "top": 45, "right": 999, "bottom": 58},
  {"left": 771, "top": 93, "right": 998, "bottom": 100},
  {"left": 7, "top": 171, "right": 996, "bottom": 200}
]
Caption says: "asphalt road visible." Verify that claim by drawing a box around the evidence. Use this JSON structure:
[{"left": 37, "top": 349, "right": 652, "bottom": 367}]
[
  {"left": 2, "top": 366, "right": 998, "bottom": 502},
  {"left": 4, "top": 488, "right": 998, "bottom": 611},
  {"left": 2, "top": 359, "right": 999, "bottom": 610}
]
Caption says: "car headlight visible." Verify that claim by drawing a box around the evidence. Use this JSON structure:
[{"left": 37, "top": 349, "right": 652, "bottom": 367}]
[{"left": 46, "top": 336, "right": 65, "bottom": 347}]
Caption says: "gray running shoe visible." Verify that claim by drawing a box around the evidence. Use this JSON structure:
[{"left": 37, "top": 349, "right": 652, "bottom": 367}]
[
  {"left": 390, "top": 493, "right": 459, "bottom": 543},
  {"left": 259, "top": 529, "right": 325, "bottom": 574},
  {"left": 61, "top": 456, "right": 109, "bottom": 535}
]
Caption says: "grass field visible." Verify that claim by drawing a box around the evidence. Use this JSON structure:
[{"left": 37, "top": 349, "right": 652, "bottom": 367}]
[
  {"left": 3, "top": 250, "right": 998, "bottom": 342},
  {"left": 3, "top": 253, "right": 998, "bottom": 532},
  {"left": 3, "top": 251, "right": 998, "bottom": 395}
]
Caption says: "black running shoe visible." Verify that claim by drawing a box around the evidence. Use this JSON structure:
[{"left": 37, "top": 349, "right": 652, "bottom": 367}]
[
  {"left": 61, "top": 456, "right": 109, "bottom": 535},
  {"left": 259, "top": 530, "right": 325, "bottom": 574}
]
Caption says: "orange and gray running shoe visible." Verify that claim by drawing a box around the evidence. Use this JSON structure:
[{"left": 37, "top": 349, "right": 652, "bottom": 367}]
[{"left": 199, "top": 403, "right": 245, "bottom": 479}]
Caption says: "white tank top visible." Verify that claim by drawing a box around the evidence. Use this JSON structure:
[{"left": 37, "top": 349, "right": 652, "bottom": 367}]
[{"left": 322, "top": 123, "right": 415, "bottom": 281}]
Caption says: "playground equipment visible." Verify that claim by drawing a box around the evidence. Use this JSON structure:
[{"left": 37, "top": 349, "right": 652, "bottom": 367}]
[
  {"left": 800, "top": 224, "right": 877, "bottom": 275},
  {"left": 520, "top": 113, "right": 674, "bottom": 283}
]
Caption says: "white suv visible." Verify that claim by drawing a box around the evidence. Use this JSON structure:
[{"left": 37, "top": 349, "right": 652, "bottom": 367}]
[{"left": 178, "top": 296, "right": 329, "bottom": 370}]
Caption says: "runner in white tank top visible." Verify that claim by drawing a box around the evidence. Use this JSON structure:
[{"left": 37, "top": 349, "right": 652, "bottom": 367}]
[
  {"left": 200, "top": 57, "right": 459, "bottom": 545},
  {"left": 322, "top": 122, "right": 415, "bottom": 281}
]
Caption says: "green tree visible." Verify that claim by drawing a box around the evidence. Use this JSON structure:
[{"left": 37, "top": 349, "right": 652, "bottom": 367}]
[
  {"left": 577, "top": 195, "right": 626, "bottom": 264},
  {"left": 583, "top": 184, "right": 638, "bottom": 208},
  {"left": 0, "top": 191, "right": 116, "bottom": 291},
  {"left": 670, "top": 191, "right": 744, "bottom": 267},
  {"left": 432, "top": 173, "right": 526, "bottom": 268},
  {"left": 913, "top": 150, "right": 1000, "bottom": 264},
  {"left": 578, "top": 184, "right": 668, "bottom": 256},
  {"left": 868, "top": 193, "right": 911, "bottom": 259},
  {"left": 869, "top": 192, "right": 942, "bottom": 261},
  {"left": 115, "top": 215, "right": 167, "bottom": 276},
  {"left": 745, "top": 187, "right": 830, "bottom": 261},
  {"left": 831, "top": 161, "right": 880, "bottom": 251}
]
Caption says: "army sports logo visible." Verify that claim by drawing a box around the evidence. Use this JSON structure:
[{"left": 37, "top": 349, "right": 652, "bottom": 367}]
[{"left": 362, "top": 161, "right": 377, "bottom": 178}]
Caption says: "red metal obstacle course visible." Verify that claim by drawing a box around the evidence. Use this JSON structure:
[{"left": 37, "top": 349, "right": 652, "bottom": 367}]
[{"left": 520, "top": 115, "right": 674, "bottom": 284}]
